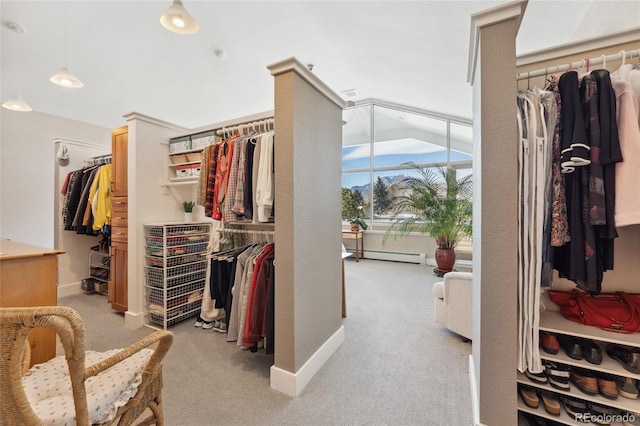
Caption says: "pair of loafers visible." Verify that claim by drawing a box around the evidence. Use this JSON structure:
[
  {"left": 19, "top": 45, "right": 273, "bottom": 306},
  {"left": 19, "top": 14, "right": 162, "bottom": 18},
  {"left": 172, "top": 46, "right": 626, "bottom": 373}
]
[
  {"left": 606, "top": 344, "right": 640, "bottom": 374},
  {"left": 570, "top": 367, "right": 619, "bottom": 399},
  {"left": 557, "top": 334, "right": 602, "bottom": 364},
  {"left": 559, "top": 394, "right": 625, "bottom": 422}
]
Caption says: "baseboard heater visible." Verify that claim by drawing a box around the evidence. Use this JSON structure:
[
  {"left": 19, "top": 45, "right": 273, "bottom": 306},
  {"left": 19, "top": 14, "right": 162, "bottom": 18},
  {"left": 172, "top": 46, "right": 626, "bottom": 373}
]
[{"left": 352, "top": 250, "right": 473, "bottom": 269}]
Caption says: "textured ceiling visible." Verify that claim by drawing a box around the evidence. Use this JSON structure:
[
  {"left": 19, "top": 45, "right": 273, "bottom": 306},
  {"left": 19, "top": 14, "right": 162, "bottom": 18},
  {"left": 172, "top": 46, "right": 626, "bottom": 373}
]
[{"left": 1, "top": 1, "right": 639, "bottom": 130}]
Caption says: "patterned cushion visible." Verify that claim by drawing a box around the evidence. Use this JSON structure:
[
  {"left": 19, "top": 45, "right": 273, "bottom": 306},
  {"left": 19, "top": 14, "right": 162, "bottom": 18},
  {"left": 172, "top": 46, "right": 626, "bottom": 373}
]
[{"left": 22, "top": 348, "right": 153, "bottom": 425}]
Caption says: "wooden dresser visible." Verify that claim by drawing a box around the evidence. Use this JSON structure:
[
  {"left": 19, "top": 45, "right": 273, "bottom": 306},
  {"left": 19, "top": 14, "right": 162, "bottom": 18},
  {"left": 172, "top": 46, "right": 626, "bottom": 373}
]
[
  {"left": 110, "top": 125, "right": 128, "bottom": 312},
  {"left": 0, "top": 239, "right": 64, "bottom": 365}
]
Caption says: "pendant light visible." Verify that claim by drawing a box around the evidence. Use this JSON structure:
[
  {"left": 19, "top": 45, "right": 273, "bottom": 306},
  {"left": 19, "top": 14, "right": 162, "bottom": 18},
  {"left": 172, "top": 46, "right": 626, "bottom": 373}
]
[
  {"left": 50, "top": 2, "right": 83, "bottom": 88},
  {"left": 160, "top": 0, "right": 199, "bottom": 34},
  {"left": 2, "top": 22, "right": 32, "bottom": 112}
]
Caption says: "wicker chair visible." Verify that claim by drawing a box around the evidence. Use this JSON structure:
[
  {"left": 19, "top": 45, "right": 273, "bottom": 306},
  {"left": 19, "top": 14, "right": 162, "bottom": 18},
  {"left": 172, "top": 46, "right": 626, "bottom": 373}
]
[{"left": 0, "top": 306, "right": 173, "bottom": 426}]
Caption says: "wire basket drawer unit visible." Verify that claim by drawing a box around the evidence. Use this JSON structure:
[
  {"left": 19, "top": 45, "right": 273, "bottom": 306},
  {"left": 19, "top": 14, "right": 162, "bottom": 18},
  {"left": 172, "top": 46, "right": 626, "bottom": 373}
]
[{"left": 143, "top": 222, "right": 211, "bottom": 329}]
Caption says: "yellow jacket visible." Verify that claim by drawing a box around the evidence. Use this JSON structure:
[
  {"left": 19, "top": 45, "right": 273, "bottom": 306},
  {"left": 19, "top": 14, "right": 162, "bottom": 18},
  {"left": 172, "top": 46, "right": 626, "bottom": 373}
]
[{"left": 88, "top": 164, "right": 112, "bottom": 231}]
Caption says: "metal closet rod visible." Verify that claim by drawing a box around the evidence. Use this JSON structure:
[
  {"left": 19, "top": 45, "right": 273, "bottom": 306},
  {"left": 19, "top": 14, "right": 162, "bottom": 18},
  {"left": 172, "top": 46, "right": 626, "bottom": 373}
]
[
  {"left": 516, "top": 48, "right": 640, "bottom": 81},
  {"left": 216, "top": 118, "right": 274, "bottom": 136}
]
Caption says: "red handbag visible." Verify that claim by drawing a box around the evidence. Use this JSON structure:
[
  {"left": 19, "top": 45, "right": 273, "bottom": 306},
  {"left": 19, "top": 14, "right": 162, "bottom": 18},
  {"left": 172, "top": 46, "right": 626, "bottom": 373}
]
[{"left": 548, "top": 290, "right": 640, "bottom": 333}]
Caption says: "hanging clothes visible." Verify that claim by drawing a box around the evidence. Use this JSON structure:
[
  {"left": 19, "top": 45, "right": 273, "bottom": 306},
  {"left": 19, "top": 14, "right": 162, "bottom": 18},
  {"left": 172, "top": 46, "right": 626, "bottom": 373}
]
[{"left": 611, "top": 71, "right": 640, "bottom": 227}]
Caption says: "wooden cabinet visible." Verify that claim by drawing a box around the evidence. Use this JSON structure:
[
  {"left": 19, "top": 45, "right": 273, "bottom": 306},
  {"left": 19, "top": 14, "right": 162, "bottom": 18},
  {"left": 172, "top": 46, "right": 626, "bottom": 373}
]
[
  {"left": 110, "top": 125, "right": 128, "bottom": 312},
  {"left": 109, "top": 241, "right": 128, "bottom": 313},
  {"left": 111, "top": 126, "right": 128, "bottom": 197},
  {"left": 0, "top": 239, "right": 64, "bottom": 366}
]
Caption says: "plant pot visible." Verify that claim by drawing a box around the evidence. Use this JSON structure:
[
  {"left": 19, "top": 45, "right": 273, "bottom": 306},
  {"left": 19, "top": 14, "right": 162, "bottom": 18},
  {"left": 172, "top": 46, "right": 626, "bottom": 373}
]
[
  {"left": 350, "top": 223, "right": 360, "bottom": 232},
  {"left": 434, "top": 247, "right": 456, "bottom": 274},
  {"left": 184, "top": 212, "right": 193, "bottom": 222}
]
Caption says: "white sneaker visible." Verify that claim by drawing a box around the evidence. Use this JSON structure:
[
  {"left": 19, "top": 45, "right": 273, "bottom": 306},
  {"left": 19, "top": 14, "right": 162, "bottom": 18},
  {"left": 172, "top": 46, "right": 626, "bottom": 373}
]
[
  {"left": 194, "top": 316, "right": 204, "bottom": 327},
  {"left": 202, "top": 320, "right": 216, "bottom": 330},
  {"left": 216, "top": 321, "right": 227, "bottom": 333}
]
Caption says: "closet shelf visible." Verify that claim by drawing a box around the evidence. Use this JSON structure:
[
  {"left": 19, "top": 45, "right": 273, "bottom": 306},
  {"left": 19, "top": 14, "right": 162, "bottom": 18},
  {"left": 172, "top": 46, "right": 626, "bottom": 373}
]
[
  {"left": 517, "top": 399, "right": 576, "bottom": 426},
  {"left": 517, "top": 372, "right": 640, "bottom": 414},
  {"left": 540, "top": 346, "right": 640, "bottom": 380},
  {"left": 162, "top": 177, "right": 199, "bottom": 187},
  {"left": 540, "top": 310, "right": 640, "bottom": 348},
  {"left": 168, "top": 161, "right": 201, "bottom": 168}
]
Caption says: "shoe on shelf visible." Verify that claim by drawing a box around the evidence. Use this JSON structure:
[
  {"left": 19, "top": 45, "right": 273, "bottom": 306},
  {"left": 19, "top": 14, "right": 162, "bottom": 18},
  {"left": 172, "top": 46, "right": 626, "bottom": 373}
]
[
  {"left": 539, "top": 390, "right": 561, "bottom": 416},
  {"left": 540, "top": 331, "right": 560, "bottom": 355},
  {"left": 590, "top": 402, "right": 621, "bottom": 425},
  {"left": 525, "top": 368, "right": 548, "bottom": 385},
  {"left": 544, "top": 361, "right": 571, "bottom": 391},
  {"left": 518, "top": 384, "right": 540, "bottom": 409},
  {"left": 622, "top": 411, "right": 640, "bottom": 426},
  {"left": 202, "top": 320, "right": 217, "bottom": 330},
  {"left": 595, "top": 372, "right": 619, "bottom": 400},
  {"left": 520, "top": 411, "right": 548, "bottom": 426},
  {"left": 606, "top": 344, "right": 640, "bottom": 374},
  {"left": 578, "top": 337, "right": 603, "bottom": 365},
  {"left": 570, "top": 367, "right": 599, "bottom": 396},
  {"left": 557, "top": 334, "right": 582, "bottom": 360},
  {"left": 617, "top": 377, "right": 639, "bottom": 400},
  {"left": 558, "top": 395, "right": 589, "bottom": 420}
]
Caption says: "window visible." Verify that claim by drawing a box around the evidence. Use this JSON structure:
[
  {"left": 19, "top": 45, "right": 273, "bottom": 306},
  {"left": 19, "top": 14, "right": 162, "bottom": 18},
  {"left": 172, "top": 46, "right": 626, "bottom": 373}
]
[{"left": 342, "top": 102, "right": 472, "bottom": 227}]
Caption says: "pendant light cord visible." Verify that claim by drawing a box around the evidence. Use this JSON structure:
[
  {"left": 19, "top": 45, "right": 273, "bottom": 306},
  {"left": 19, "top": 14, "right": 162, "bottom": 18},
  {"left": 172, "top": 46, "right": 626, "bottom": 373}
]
[
  {"left": 64, "top": 1, "right": 68, "bottom": 67},
  {"left": 16, "top": 33, "right": 20, "bottom": 95}
]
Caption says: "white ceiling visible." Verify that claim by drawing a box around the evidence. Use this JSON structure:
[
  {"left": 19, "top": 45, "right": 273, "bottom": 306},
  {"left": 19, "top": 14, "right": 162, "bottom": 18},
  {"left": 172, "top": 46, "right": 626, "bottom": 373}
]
[{"left": 1, "top": 0, "right": 639, "bottom": 130}]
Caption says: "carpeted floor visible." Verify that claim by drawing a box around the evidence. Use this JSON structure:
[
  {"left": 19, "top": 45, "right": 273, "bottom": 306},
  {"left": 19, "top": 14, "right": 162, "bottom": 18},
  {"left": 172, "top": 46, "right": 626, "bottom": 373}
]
[{"left": 58, "top": 259, "right": 473, "bottom": 426}]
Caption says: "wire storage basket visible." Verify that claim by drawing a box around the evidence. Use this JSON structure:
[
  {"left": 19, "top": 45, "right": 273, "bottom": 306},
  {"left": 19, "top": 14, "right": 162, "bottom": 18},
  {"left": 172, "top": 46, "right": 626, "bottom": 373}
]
[{"left": 143, "top": 222, "right": 211, "bottom": 329}]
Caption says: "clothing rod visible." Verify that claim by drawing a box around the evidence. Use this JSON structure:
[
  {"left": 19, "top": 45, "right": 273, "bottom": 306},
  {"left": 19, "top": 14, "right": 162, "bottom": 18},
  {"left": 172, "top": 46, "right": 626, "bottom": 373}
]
[
  {"left": 51, "top": 137, "right": 109, "bottom": 150},
  {"left": 516, "top": 48, "right": 640, "bottom": 81},
  {"left": 216, "top": 118, "right": 274, "bottom": 136}
]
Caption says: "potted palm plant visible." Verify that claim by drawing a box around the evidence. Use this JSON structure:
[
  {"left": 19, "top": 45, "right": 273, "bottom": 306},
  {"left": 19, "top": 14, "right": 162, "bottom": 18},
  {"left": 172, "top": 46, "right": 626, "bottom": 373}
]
[{"left": 385, "top": 163, "right": 472, "bottom": 276}]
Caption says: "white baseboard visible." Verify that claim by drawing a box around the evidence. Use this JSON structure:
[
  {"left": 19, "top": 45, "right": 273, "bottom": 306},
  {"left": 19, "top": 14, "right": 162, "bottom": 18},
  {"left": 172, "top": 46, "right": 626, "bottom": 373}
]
[
  {"left": 270, "top": 325, "right": 345, "bottom": 397},
  {"left": 359, "top": 250, "right": 425, "bottom": 264},
  {"left": 57, "top": 281, "right": 83, "bottom": 298},
  {"left": 125, "top": 311, "right": 145, "bottom": 329},
  {"left": 469, "top": 354, "right": 487, "bottom": 426}
]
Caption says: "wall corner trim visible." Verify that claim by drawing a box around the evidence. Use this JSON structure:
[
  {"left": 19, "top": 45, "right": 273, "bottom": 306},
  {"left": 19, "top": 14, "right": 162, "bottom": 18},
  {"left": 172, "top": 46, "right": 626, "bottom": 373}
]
[
  {"left": 267, "top": 57, "right": 346, "bottom": 110},
  {"left": 121, "top": 112, "right": 189, "bottom": 132},
  {"left": 270, "top": 325, "right": 345, "bottom": 397},
  {"left": 124, "top": 310, "right": 145, "bottom": 330},
  {"left": 467, "top": 0, "right": 528, "bottom": 85}
]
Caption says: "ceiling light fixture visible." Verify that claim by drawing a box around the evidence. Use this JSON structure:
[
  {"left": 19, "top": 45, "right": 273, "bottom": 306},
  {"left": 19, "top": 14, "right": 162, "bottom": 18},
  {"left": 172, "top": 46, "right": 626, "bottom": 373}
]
[
  {"left": 161, "top": 1, "right": 199, "bottom": 34},
  {"left": 2, "top": 22, "right": 32, "bottom": 112},
  {"left": 50, "top": 3, "right": 83, "bottom": 88}
]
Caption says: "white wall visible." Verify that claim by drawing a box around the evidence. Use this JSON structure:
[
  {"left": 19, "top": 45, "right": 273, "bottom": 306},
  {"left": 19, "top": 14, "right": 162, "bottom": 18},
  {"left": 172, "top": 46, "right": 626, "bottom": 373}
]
[
  {"left": 0, "top": 109, "right": 110, "bottom": 246},
  {"left": 0, "top": 109, "right": 111, "bottom": 292}
]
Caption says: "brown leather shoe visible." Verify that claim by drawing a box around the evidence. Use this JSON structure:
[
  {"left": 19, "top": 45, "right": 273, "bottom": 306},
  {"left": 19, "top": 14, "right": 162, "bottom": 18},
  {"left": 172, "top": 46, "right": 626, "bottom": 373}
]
[
  {"left": 540, "top": 331, "right": 560, "bottom": 354},
  {"left": 570, "top": 367, "right": 599, "bottom": 395},
  {"left": 596, "top": 372, "right": 619, "bottom": 400}
]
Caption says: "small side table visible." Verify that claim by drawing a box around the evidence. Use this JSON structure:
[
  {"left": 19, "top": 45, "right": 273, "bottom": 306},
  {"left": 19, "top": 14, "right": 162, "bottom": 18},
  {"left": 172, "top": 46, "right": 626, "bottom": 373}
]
[{"left": 341, "top": 230, "right": 364, "bottom": 262}]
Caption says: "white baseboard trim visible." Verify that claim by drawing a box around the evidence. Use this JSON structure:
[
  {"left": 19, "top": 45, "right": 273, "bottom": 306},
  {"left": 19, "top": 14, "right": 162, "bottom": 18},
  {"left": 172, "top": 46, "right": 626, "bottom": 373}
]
[
  {"left": 57, "top": 281, "right": 83, "bottom": 298},
  {"left": 125, "top": 311, "right": 145, "bottom": 329},
  {"left": 359, "top": 250, "right": 425, "bottom": 264},
  {"left": 469, "top": 354, "right": 487, "bottom": 426},
  {"left": 270, "top": 325, "right": 345, "bottom": 397}
]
